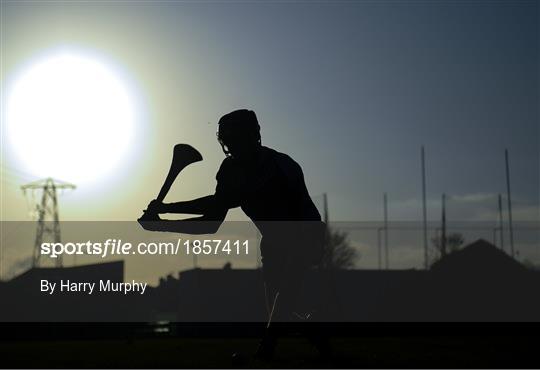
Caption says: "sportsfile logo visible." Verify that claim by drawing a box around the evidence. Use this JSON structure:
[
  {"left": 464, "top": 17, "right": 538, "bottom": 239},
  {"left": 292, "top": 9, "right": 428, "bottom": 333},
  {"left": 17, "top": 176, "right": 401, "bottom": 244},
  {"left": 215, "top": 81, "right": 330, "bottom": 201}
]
[{"left": 40, "top": 238, "right": 250, "bottom": 258}]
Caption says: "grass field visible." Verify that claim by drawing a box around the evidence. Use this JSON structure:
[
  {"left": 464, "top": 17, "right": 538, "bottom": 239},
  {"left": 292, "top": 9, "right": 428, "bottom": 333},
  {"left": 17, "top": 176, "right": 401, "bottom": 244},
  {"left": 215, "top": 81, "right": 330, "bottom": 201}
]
[{"left": 1, "top": 335, "right": 537, "bottom": 368}]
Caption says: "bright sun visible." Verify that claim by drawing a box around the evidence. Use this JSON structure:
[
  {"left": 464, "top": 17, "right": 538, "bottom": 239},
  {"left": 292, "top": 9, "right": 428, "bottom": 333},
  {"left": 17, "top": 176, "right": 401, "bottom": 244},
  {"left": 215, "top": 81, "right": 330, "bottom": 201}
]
[{"left": 6, "top": 52, "right": 138, "bottom": 185}]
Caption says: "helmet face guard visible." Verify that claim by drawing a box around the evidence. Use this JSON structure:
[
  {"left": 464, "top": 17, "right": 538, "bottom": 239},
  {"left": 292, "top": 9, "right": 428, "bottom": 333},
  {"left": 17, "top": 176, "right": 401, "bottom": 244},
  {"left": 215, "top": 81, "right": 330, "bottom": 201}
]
[
  {"left": 217, "top": 129, "right": 261, "bottom": 157},
  {"left": 216, "top": 130, "right": 232, "bottom": 157}
]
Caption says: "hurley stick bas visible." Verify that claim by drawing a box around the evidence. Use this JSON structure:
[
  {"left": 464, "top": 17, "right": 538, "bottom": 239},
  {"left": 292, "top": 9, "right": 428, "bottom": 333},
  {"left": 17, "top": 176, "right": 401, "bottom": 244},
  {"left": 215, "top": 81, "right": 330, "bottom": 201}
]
[{"left": 139, "top": 143, "right": 203, "bottom": 222}]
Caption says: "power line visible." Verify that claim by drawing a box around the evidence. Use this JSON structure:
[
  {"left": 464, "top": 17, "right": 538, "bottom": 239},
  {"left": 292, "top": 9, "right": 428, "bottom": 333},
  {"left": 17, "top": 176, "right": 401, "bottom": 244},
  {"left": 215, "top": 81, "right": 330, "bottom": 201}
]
[{"left": 0, "top": 163, "right": 37, "bottom": 179}]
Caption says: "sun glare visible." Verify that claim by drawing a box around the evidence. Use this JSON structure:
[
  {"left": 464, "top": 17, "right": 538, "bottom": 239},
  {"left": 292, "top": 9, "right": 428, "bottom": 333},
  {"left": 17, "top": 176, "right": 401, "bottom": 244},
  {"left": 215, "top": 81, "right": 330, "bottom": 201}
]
[{"left": 6, "top": 52, "right": 138, "bottom": 185}]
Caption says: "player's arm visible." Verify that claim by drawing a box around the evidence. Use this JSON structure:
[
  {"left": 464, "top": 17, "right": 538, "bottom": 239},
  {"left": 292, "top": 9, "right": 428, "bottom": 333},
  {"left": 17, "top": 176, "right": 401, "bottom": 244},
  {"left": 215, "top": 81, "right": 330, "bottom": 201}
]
[
  {"left": 139, "top": 158, "right": 239, "bottom": 234},
  {"left": 139, "top": 196, "right": 228, "bottom": 234},
  {"left": 147, "top": 195, "right": 215, "bottom": 215}
]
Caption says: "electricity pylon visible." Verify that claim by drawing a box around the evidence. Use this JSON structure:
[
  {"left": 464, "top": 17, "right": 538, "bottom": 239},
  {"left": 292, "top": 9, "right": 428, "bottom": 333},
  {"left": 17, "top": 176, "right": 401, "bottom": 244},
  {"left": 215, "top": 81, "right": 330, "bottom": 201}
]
[{"left": 21, "top": 178, "right": 76, "bottom": 268}]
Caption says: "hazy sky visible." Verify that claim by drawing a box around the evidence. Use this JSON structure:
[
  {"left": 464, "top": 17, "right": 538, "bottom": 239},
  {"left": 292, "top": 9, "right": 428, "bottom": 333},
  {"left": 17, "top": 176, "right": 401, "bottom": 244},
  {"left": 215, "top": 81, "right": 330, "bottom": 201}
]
[{"left": 1, "top": 0, "right": 538, "bottom": 224}]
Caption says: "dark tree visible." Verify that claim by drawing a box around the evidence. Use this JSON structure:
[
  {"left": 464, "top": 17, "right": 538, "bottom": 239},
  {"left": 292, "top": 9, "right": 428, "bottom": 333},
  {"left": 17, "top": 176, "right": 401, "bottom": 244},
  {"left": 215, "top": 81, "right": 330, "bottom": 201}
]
[
  {"left": 431, "top": 232, "right": 465, "bottom": 260},
  {"left": 320, "top": 227, "right": 358, "bottom": 270}
]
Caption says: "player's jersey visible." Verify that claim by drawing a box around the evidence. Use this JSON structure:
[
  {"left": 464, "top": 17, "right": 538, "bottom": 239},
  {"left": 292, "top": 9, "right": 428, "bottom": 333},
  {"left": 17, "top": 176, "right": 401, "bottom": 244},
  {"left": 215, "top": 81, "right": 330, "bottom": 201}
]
[
  {"left": 214, "top": 146, "right": 324, "bottom": 262},
  {"left": 214, "top": 146, "right": 321, "bottom": 222}
]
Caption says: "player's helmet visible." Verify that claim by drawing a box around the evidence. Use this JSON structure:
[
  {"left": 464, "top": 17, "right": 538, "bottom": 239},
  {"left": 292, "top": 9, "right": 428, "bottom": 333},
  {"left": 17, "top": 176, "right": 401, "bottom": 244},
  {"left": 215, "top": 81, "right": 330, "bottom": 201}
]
[{"left": 217, "top": 109, "right": 261, "bottom": 156}]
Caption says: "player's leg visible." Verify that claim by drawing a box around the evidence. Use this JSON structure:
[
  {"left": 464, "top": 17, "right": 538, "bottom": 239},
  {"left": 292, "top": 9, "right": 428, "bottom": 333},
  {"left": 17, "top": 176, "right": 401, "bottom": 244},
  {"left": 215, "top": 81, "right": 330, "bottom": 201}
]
[
  {"left": 256, "top": 261, "right": 281, "bottom": 360},
  {"left": 257, "top": 257, "right": 310, "bottom": 358}
]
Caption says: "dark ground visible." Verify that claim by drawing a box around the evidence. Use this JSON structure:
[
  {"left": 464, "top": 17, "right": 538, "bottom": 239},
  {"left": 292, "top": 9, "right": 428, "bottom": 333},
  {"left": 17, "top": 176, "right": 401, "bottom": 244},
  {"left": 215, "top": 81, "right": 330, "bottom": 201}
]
[{"left": 0, "top": 323, "right": 538, "bottom": 368}]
